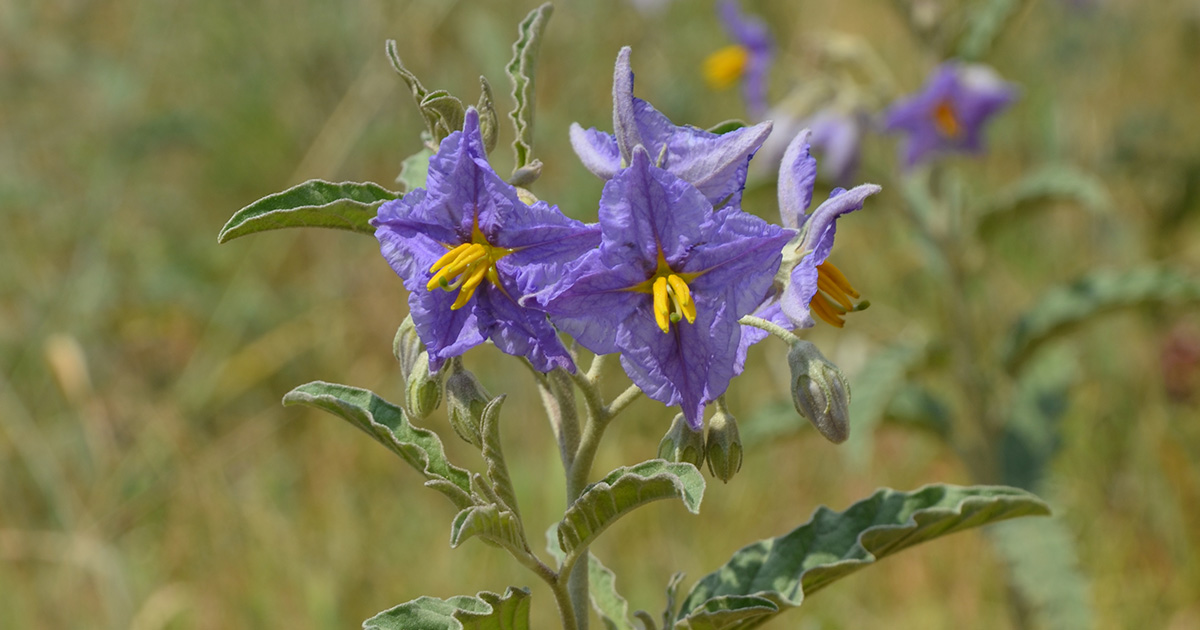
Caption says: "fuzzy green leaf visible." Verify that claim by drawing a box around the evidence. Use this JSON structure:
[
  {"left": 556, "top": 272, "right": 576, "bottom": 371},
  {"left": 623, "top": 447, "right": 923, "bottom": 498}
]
[
  {"left": 386, "top": 40, "right": 437, "bottom": 134},
  {"left": 506, "top": 2, "right": 553, "bottom": 172},
  {"left": 977, "top": 165, "right": 1112, "bottom": 232},
  {"left": 283, "top": 381, "right": 472, "bottom": 509},
  {"left": 477, "top": 77, "right": 499, "bottom": 155},
  {"left": 544, "top": 528, "right": 635, "bottom": 630},
  {"left": 363, "top": 587, "right": 532, "bottom": 630},
  {"left": 479, "top": 396, "right": 520, "bottom": 519},
  {"left": 217, "top": 180, "right": 397, "bottom": 243},
  {"left": 450, "top": 501, "right": 526, "bottom": 556},
  {"left": 397, "top": 140, "right": 434, "bottom": 194},
  {"left": 1003, "top": 267, "right": 1200, "bottom": 372},
  {"left": 556, "top": 460, "right": 704, "bottom": 570},
  {"left": 990, "top": 516, "right": 1095, "bottom": 630},
  {"left": 676, "top": 484, "right": 1050, "bottom": 629}
]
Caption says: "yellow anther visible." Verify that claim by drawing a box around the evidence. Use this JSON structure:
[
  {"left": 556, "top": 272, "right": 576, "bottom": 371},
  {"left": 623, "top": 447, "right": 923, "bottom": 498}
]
[
  {"left": 450, "top": 263, "right": 489, "bottom": 310},
  {"left": 666, "top": 275, "right": 697, "bottom": 324},
  {"left": 810, "top": 293, "right": 846, "bottom": 328},
  {"left": 653, "top": 276, "right": 671, "bottom": 333},
  {"left": 427, "top": 243, "right": 487, "bottom": 291},
  {"left": 933, "top": 100, "right": 961, "bottom": 139},
  {"left": 430, "top": 242, "right": 472, "bottom": 273},
  {"left": 703, "top": 45, "right": 749, "bottom": 90},
  {"left": 817, "top": 262, "right": 859, "bottom": 299},
  {"left": 817, "top": 273, "right": 854, "bottom": 311}
]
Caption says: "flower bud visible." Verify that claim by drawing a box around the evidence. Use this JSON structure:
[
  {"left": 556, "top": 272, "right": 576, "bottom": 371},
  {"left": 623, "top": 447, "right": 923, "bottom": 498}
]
[
  {"left": 787, "top": 341, "right": 851, "bottom": 443},
  {"left": 705, "top": 403, "right": 743, "bottom": 483},
  {"left": 405, "top": 351, "right": 444, "bottom": 420},
  {"left": 657, "top": 413, "right": 706, "bottom": 469},
  {"left": 444, "top": 359, "right": 492, "bottom": 449},
  {"left": 393, "top": 315, "right": 424, "bottom": 385}
]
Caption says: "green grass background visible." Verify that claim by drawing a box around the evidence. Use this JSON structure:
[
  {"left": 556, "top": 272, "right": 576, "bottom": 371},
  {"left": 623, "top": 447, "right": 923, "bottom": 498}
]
[{"left": 3, "top": 0, "right": 1199, "bottom": 627}]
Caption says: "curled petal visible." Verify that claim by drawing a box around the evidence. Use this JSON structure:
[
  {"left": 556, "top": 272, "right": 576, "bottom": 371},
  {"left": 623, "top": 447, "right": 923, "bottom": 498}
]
[
  {"left": 777, "top": 128, "right": 816, "bottom": 229},
  {"left": 569, "top": 123, "right": 621, "bottom": 179}
]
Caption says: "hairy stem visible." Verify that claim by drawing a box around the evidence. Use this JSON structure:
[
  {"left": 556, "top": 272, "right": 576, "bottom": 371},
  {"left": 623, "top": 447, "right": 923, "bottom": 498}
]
[{"left": 739, "top": 315, "right": 800, "bottom": 345}]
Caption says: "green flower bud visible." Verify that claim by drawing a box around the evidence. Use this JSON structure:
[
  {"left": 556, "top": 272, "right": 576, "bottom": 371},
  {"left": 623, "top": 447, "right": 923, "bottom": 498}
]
[
  {"left": 444, "top": 359, "right": 492, "bottom": 449},
  {"left": 393, "top": 315, "right": 424, "bottom": 385},
  {"left": 787, "top": 340, "right": 851, "bottom": 443},
  {"left": 705, "top": 402, "right": 743, "bottom": 483},
  {"left": 657, "top": 413, "right": 706, "bottom": 469},
  {"left": 405, "top": 351, "right": 443, "bottom": 420}
]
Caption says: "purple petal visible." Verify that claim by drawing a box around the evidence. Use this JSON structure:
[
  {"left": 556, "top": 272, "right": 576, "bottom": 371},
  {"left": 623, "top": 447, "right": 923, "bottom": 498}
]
[
  {"left": 780, "top": 260, "right": 819, "bottom": 329},
  {"left": 479, "top": 288, "right": 576, "bottom": 373},
  {"left": 799, "top": 184, "right": 881, "bottom": 264},
  {"left": 735, "top": 299, "right": 787, "bottom": 374},
  {"left": 409, "top": 284, "right": 490, "bottom": 372},
  {"left": 777, "top": 128, "right": 816, "bottom": 229},
  {"left": 540, "top": 253, "right": 646, "bottom": 356},
  {"left": 680, "top": 208, "right": 791, "bottom": 317},
  {"left": 569, "top": 123, "right": 621, "bottom": 179},
  {"left": 657, "top": 119, "right": 773, "bottom": 207}
]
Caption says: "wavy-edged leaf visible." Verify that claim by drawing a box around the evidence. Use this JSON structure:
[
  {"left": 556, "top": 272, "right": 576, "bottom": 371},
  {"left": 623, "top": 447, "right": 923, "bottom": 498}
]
[
  {"left": 450, "top": 501, "right": 526, "bottom": 556},
  {"left": 478, "top": 395, "right": 521, "bottom": 519},
  {"left": 662, "top": 571, "right": 686, "bottom": 629},
  {"left": 676, "top": 484, "right": 1050, "bottom": 629},
  {"left": 283, "top": 381, "right": 472, "bottom": 509},
  {"left": 218, "top": 180, "right": 397, "bottom": 243},
  {"left": 977, "top": 165, "right": 1112, "bottom": 234},
  {"left": 557, "top": 460, "right": 704, "bottom": 568},
  {"left": 1003, "top": 267, "right": 1200, "bottom": 372},
  {"left": 477, "top": 76, "right": 499, "bottom": 155},
  {"left": 1002, "top": 348, "right": 1078, "bottom": 489},
  {"left": 990, "top": 515, "right": 1095, "bottom": 630},
  {"left": 386, "top": 40, "right": 436, "bottom": 134},
  {"left": 363, "top": 587, "right": 531, "bottom": 630},
  {"left": 422, "top": 89, "right": 466, "bottom": 142},
  {"left": 506, "top": 2, "right": 553, "bottom": 171}
]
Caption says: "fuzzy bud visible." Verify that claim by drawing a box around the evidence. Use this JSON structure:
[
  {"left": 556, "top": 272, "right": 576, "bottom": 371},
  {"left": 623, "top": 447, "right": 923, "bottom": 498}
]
[
  {"left": 657, "top": 413, "right": 706, "bottom": 469},
  {"left": 705, "top": 403, "right": 743, "bottom": 483},
  {"left": 787, "top": 341, "right": 851, "bottom": 443},
  {"left": 393, "top": 315, "right": 424, "bottom": 385},
  {"left": 444, "top": 359, "right": 491, "bottom": 449},
  {"left": 405, "top": 351, "right": 443, "bottom": 420}
]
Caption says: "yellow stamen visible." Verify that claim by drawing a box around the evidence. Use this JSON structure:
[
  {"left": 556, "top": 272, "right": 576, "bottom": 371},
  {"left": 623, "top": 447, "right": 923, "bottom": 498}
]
[
  {"left": 817, "top": 272, "right": 854, "bottom": 311},
  {"left": 653, "top": 276, "right": 671, "bottom": 333},
  {"left": 427, "top": 243, "right": 487, "bottom": 291},
  {"left": 817, "top": 262, "right": 859, "bottom": 298},
  {"left": 666, "top": 275, "right": 697, "bottom": 324},
  {"left": 430, "top": 242, "right": 472, "bottom": 273},
  {"left": 810, "top": 293, "right": 846, "bottom": 328},
  {"left": 703, "top": 45, "right": 749, "bottom": 91},
  {"left": 450, "top": 263, "right": 489, "bottom": 310},
  {"left": 933, "top": 100, "right": 961, "bottom": 138}
]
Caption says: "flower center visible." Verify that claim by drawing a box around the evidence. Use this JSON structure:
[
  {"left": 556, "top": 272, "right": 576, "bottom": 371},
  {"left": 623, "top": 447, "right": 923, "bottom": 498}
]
[
  {"left": 932, "top": 99, "right": 961, "bottom": 138},
  {"left": 426, "top": 227, "right": 513, "bottom": 311},
  {"left": 703, "top": 45, "right": 750, "bottom": 90},
  {"left": 810, "top": 261, "right": 867, "bottom": 328},
  {"left": 630, "top": 253, "right": 700, "bottom": 334}
]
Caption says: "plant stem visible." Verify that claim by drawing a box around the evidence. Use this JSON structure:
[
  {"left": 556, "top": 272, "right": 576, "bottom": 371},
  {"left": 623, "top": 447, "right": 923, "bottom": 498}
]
[{"left": 739, "top": 315, "right": 801, "bottom": 345}]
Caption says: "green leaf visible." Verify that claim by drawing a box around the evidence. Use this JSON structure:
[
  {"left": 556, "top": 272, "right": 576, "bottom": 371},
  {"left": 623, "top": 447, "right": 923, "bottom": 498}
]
[
  {"left": 450, "top": 500, "right": 526, "bottom": 556},
  {"left": 990, "top": 515, "right": 1095, "bottom": 630},
  {"left": 477, "top": 76, "right": 499, "bottom": 155},
  {"left": 676, "top": 484, "right": 1050, "bottom": 629},
  {"left": 364, "top": 587, "right": 532, "bottom": 630},
  {"left": 543, "top": 529, "right": 634, "bottom": 630},
  {"left": 1003, "top": 267, "right": 1200, "bottom": 372},
  {"left": 479, "top": 395, "right": 521, "bottom": 519},
  {"left": 1001, "top": 347, "right": 1078, "bottom": 489},
  {"left": 283, "top": 381, "right": 473, "bottom": 509},
  {"left": 397, "top": 139, "right": 434, "bottom": 193},
  {"left": 386, "top": 40, "right": 437, "bottom": 134},
  {"left": 421, "top": 89, "right": 466, "bottom": 142},
  {"left": 506, "top": 2, "right": 553, "bottom": 172},
  {"left": 556, "top": 460, "right": 704, "bottom": 570},
  {"left": 662, "top": 571, "right": 686, "bottom": 629},
  {"left": 977, "top": 165, "right": 1112, "bottom": 231},
  {"left": 217, "top": 180, "right": 397, "bottom": 243}
]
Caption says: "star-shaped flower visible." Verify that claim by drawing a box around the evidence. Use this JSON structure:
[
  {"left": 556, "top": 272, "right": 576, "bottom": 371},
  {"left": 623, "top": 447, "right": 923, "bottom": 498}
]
[
  {"left": 883, "top": 61, "right": 1018, "bottom": 167},
  {"left": 704, "top": 0, "right": 774, "bottom": 118},
  {"left": 569, "top": 47, "right": 773, "bottom": 208},
  {"left": 372, "top": 108, "right": 600, "bottom": 373},
  {"left": 537, "top": 147, "right": 791, "bottom": 428}
]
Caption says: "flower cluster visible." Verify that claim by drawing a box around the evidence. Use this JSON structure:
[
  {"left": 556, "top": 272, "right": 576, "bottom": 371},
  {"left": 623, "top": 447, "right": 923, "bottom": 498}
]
[{"left": 374, "top": 47, "right": 879, "bottom": 429}]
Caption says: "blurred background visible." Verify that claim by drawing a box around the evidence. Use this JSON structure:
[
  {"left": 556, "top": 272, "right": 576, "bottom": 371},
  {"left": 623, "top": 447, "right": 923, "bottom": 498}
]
[{"left": 3, "top": 0, "right": 1199, "bottom": 627}]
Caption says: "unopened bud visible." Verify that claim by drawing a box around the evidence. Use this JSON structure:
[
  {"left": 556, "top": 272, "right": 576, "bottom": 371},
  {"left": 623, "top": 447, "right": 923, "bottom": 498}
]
[
  {"left": 444, "top": 359, "right": 492, "bottom": 448},
  {"left": 393, "top": 315, "right": 424, "bottom": 385},
  {"left": 405, "top": 351, "right": 444, "bottom": 420},
  {"left": 657, "top": 413, "right": 706, "bottom": 469},
  {"left": 787, "top": 341, "right": 851, "bottom": 443},
  {"left": 705, "top": 402, "right": 743, "bottom": 483}
]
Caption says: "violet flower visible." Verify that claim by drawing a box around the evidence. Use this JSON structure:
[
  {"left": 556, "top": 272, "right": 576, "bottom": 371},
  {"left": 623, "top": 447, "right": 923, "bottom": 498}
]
[
  {"left": 704, "top": 0, "right": 774, "bottom": 119},
  {"left": 570, "top": 47, "right": 773, "bottom": 208},
  {"left": 883, "top": 61, "right": 1018, "bottom": 167},
  {"left": 776, "top": 130, "right": 881, "bottom": 329},
  {"left": 538, "top": 147, "right": 792, "bottom": 429},
  {"left": 372, "top": 108, "right": 600, "bottom": 373}
]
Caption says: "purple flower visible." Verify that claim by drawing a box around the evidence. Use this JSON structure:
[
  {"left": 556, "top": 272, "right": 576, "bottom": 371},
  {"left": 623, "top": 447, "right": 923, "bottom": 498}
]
[
  {"left": 883, "top": 61, "right": 1018, "bottom": 167},
  {"left": 704, "top": 0, "right": 774, "bottom": 118},
  {"left": 776, "top": 130, "right": 881, "bottom": 329},
  {"left": 570, "top": 47, "right": 773, "bottom": 208},
  {"left": 538, "top": 147, "right": 792, "bottom": 429},
  {"left": 372, "top": 108, "right": 600, "bottom": 373}
]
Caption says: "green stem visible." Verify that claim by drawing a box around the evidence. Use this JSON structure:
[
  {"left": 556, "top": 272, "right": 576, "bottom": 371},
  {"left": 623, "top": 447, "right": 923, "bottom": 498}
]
[{"left": 738, "top": 315, "right": 800, "bottom": 345}]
